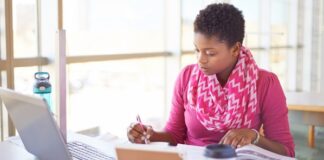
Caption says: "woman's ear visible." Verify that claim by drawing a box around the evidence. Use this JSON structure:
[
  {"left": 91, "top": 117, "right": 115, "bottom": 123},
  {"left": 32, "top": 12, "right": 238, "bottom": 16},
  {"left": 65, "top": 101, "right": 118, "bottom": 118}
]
[{"left": 231, "top": 42, "right": 241, "bottom": 57}]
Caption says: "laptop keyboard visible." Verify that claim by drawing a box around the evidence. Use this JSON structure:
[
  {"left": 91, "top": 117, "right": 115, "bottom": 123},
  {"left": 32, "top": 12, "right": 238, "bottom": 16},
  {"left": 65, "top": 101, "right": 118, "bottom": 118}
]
[{"left": 67, "top": 141, "right": 115, "bottom": 160}]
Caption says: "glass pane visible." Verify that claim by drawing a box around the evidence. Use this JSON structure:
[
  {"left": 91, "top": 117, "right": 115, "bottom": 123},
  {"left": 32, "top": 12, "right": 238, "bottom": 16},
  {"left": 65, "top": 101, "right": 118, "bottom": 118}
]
[
  {"left": 0, "top": 0, "right": 5, "bottom": 59},
  {"left": 67, "top": 57, "right": 165, "bottom": 137},
  {"left": 270, "top": 49, "right": 288, "bottom": 88},
  {"left": 1, "top": 71, "right": 8, "bottom": 140},
  {"left": 231, "top": 0, "right": 260, "bottom": 48},
  {"left": 269, "top": 0, "right": 289, "bottom": 89},
  {"left": 14, "top": 66, "right": 38, "bottom": 94},
  {"left": 12, "top": 0, "right": 38, "bottom": 58},
  {"left": 1, "top": 101, "right": 9, "bottom": 140},
  {"left": 1, "top": 70, "right": 6, "bottom": 87},
  {"left": 64, "top": 0, "right": 164, "bottom": 55},
  {"left": 181, "top": 0, "right": 206, "bottom": 51},
  {"left": 181, "top": 52, "right": 196, "bottom": 68}
]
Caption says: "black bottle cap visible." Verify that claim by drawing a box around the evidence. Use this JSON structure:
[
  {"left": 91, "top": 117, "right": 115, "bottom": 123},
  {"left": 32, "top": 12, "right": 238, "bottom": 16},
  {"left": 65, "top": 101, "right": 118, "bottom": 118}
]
[{"left": 204, "top": 144, "right": 236, "bottom": 158}]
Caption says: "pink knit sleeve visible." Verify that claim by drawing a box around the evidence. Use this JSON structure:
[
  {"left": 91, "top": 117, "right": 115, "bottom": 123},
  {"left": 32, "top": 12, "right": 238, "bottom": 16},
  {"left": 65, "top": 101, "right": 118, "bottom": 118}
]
[
  {"left": 259, "top": 71, "right": 295, "bottom": 157},
  {"left": 164, "top": 65, "right": 193, "bottom": 144}
]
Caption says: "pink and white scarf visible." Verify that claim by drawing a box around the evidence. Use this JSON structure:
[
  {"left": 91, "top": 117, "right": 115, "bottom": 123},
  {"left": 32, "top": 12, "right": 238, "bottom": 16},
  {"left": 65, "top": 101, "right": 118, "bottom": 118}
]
[{"left": 187, "top": 46, "right": 258, "bottom": 132}]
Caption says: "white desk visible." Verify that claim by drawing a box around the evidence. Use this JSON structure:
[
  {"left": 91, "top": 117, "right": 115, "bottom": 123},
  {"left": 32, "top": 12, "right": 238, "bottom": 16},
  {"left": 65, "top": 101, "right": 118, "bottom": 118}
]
[
  {"left": 286, "top": 92, "right": 324, "bottom": 148},
  {"left": 1, "top": 135, "right": 295, "bottom": 160},
  {"left": 0, "top": 141, "right": 37, "bottom": 160},
  {"left": 0, "top": 133, "right": 121, "bottom": 160}
]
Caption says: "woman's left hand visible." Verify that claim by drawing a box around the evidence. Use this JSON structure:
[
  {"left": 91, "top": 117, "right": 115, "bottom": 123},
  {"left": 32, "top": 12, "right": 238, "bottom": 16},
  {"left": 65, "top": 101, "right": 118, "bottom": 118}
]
[{"left": 219, "top": 128, "right": 257, "bottom": 148}]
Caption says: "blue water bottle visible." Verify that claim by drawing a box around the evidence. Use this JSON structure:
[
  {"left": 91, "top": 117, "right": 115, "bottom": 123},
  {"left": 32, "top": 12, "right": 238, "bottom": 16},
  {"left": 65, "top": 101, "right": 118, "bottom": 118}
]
[{"left": 33, "top": 72, "right": 53, "bottom": 112}]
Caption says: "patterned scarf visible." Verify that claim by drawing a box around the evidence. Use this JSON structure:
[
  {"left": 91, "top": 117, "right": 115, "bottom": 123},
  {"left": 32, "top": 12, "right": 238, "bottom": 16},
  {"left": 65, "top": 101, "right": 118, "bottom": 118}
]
[{"left": 187, "top": 46, "right": 258, "bottom": 132}]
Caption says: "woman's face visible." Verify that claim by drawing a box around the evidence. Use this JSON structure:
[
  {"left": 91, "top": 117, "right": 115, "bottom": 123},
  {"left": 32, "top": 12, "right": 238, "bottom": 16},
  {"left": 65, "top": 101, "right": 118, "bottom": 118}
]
[{"left": 194, "top": 32, "right": 240, "bottom": 76}]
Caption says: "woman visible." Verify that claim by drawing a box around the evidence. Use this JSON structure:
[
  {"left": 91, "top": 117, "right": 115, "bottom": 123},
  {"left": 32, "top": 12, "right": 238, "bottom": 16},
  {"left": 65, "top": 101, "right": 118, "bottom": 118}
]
[{"left": 127, "top": 3, "right": 295, "bottom": 157}]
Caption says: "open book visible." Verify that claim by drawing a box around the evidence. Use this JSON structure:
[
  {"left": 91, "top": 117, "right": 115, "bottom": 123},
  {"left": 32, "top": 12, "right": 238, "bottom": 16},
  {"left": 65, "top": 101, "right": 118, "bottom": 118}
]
[{"left": 177, "top": 144, "right": 295, "bottom": 160}]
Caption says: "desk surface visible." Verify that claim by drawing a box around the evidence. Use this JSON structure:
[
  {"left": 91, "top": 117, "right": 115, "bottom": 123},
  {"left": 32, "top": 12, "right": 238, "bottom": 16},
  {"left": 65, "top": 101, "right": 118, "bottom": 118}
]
[
  {"left": 0, "top": 134, "right": 296, "bottom": 160},
  {"left": 0, "top": 141, "right": 37, "bottom": 160},
  {"left": 286, "top": 92, "right": 324, "bottom": 112},
  {"left": 0, "top": 133, "right": 120, "bottom": 160}
]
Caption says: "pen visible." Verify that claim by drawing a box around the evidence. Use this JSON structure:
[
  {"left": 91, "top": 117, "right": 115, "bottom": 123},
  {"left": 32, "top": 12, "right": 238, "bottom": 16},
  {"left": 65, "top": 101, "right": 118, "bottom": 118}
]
[{"left": 136, "top": 114, "right": 149, "bottom": 144}]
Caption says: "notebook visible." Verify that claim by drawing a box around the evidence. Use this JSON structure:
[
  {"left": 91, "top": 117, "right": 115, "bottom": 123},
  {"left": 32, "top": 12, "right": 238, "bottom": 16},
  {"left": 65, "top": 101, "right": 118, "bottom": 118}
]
[
  {"left": 0, "top": 88, "right": 115, "bottom": 160},
  {"left": 115, "top": 142, "right": 183, "bottom": 160}
]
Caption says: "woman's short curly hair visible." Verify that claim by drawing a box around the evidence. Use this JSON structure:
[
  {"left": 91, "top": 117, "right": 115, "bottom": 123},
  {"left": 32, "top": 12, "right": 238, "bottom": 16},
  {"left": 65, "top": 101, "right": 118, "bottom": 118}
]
[{"left": 194, "top": 3, "right": 245, "bottom": 47}]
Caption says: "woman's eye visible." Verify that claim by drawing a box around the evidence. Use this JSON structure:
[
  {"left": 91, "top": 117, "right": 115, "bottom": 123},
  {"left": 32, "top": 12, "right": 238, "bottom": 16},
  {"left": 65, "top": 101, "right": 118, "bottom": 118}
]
[{"left": 206, "top": 52, "right": 215, "bottom": 56}]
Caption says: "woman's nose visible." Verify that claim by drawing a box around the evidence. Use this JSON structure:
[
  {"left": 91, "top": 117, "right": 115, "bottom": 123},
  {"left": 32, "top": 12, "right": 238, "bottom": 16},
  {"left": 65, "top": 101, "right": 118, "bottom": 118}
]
[{"left": 197, "top": 52, "right": 208, "bottom": 64}]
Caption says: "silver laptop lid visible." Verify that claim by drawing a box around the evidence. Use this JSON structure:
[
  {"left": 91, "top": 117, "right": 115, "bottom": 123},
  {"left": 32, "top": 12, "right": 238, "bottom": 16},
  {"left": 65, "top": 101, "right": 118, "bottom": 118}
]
[{"left": 0, "top": 88, "right": 71, "bottom": 160}]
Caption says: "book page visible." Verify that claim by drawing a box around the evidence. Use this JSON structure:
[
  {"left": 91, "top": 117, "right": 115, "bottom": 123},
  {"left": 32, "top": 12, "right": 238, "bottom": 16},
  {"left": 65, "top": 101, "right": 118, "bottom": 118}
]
[
  {"left": 236, "top": 144, "right": 295, "bottom": 160},
  {"left": 176, "top": 144, "right": 205, "bottom": 160}
]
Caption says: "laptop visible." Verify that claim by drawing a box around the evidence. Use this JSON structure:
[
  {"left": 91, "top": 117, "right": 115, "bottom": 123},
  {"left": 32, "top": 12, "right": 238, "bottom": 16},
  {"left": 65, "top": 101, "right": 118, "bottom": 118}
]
[{"left": 0, "top": 88, "right": 115, "bottom": 160}]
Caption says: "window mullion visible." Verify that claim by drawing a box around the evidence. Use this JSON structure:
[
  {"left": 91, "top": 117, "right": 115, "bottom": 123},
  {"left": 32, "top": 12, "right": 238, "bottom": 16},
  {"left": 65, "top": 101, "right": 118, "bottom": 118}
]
[{"left": 4, "top": 0, "right": 15, "bottom": 136}]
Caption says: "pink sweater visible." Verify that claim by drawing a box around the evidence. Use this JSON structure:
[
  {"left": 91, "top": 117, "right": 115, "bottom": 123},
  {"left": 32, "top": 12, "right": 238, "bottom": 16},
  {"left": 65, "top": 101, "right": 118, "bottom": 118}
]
[{"left": 164, "top": 64, "right": 295, "bottom": 157}]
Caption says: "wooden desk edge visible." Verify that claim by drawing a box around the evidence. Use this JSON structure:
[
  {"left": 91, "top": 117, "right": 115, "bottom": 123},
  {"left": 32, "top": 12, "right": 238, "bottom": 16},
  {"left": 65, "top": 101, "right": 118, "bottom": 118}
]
[
  {"left": 288, "top": 105, "right": 324, "bottom": 113},
  {"left": 287, "top": 104, "right": 324, "bottom": 148}
]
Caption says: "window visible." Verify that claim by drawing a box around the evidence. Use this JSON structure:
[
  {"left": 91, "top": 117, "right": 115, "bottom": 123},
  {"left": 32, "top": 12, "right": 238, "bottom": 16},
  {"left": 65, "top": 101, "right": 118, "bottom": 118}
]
[
  {"left": 67, "top": 58, "right": 165, "bottom": 136},
  {"left": 0, "top": 0, "right": 5, "bottom": 59},
  {"left": 14, "top": 67, "right": 38, "bottom": 94},
  {"left": 62, "top": 0, "right": 168, "bottom": 136},
  {"left": 12, "top": 0, "right": 38, "bottom": 58},
  {"left": 231, "top": 0, "right": 260, "bottom": 48},
  {"left": 64, "top": 0, "right": 165, "bottom": 55}
]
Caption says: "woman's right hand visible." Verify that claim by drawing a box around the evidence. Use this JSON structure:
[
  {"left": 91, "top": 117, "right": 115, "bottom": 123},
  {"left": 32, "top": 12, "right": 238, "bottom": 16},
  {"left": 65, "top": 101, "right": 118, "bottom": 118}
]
[{"left": 127, "top": 122, "right": 154, "bottom": 144}]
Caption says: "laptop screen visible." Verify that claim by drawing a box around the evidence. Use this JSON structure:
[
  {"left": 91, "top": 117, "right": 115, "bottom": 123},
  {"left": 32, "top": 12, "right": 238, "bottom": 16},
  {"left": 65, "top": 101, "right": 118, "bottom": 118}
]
[{"left": 0, "top": 88, "right": 71, "bottom": 160}]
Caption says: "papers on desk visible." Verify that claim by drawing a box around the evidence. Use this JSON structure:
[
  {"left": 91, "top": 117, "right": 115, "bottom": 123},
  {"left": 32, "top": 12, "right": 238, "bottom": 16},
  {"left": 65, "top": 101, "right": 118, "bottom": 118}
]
[
  {"left": 176, "top": 144, "right": 204, "bottom": 160},
  {"left": 177, "top": 144, "right": 296, "bottom": 160},
  {"left": 0, "top": 142, "right": 37, "bottom": 160},
  {"left": 6, "top": 136, "right": 25, "bottom": 147},
  {"left": 235, "top": 144, "right": 295, "bottom": 160}
]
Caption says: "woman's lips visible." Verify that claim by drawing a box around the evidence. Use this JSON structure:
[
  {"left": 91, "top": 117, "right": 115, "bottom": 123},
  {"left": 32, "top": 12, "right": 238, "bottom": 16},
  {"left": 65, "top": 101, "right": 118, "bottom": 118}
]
[{"left": 200, "top": 67, "right": 208, "bottom": 72}]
